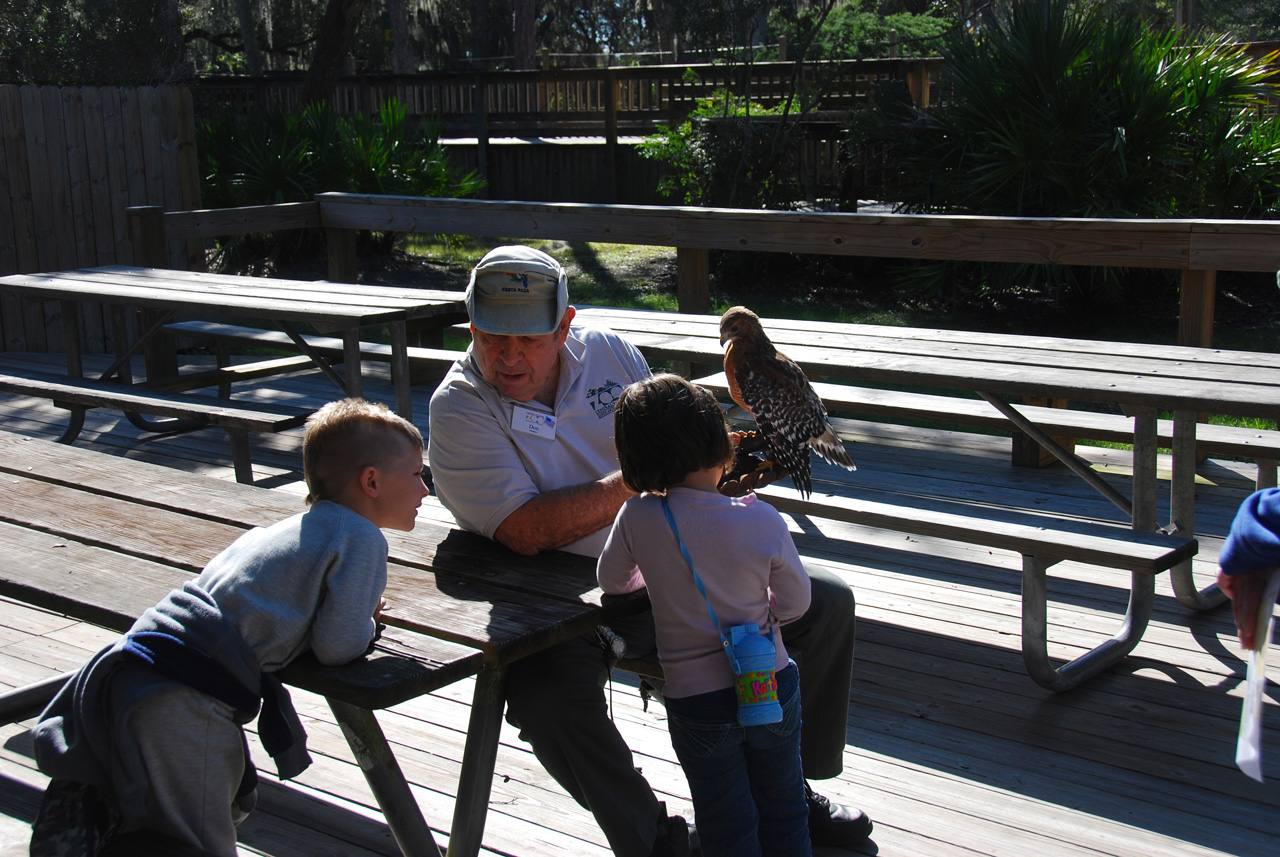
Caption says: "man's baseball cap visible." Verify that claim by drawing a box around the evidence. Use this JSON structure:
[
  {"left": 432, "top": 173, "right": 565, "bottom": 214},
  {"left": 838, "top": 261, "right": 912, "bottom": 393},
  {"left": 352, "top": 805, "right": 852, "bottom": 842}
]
[{"left": 466, "top": 245, "right": 568, "bottom": 336}]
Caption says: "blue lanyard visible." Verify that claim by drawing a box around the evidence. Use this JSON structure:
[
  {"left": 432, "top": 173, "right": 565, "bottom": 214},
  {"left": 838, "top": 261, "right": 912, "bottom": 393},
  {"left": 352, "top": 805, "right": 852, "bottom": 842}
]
[{"left": 665, "top": 496, "right": 737, "bottom": 670}]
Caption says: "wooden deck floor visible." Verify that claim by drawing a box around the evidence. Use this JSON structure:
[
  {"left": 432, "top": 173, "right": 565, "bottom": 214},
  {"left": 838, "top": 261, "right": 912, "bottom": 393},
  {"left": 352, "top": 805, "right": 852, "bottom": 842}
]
[{"left": 0, "top": 351, "right": 1276, "bottom": 857}]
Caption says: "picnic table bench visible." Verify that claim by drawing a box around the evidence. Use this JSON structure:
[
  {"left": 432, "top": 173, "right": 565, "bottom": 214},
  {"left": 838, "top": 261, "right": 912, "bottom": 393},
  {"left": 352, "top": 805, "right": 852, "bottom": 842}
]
[
  {"left": 0, "top": 431, "right": 645, "bottom": 857},
  {"left": 0, "top": 367, "right": 313, "bottom": 484},
  {"left": 753, "top": 485, "right": 1195, "bottom": 691},
  {"left": 163, "top": 319, "right": 462, "bottom": 389}
]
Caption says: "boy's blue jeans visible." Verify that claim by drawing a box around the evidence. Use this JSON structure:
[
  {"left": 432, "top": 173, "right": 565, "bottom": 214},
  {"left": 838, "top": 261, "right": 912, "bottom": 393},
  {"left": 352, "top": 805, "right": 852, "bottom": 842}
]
[{"left": 664, "top": 663, "right": 811, "bottom": 857}]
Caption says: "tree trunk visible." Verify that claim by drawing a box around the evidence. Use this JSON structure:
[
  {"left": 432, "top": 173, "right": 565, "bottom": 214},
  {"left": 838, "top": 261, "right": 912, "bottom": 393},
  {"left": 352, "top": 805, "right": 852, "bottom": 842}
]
[
  {"left": 234, "top": 0, "right": 265, "bottom": 76},
  {"left": 300, "top": 0, "right": 372, "bottom": 106},
  {"left": 389, "top": 0, "right": 413, "bottom": 73},
  {"left": 647, "top": 0, "right": 676, "bottom": 61},
  {"left": 158, "top": 0, "right": 187, "bottom": 80},
  {"left": 513, "top": 0, "right": 535, "bottom": 70},
  {"left": 472, "top": 0, "right": 493, "bottom": 69}
]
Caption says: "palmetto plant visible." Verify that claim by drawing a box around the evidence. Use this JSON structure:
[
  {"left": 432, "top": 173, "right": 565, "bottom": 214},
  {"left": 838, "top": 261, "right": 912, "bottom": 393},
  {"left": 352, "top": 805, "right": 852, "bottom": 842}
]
[
  {"left": 197, "top": 99, "right": 484, "bottom": 265},
  {"left": 853, "top": 0, "right": 1280, "bottom": 304}
]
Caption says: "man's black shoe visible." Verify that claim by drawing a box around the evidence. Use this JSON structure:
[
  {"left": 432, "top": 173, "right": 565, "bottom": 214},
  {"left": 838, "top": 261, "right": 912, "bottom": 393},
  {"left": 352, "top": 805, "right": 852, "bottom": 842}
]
[
  {"left": 806, "top": 782, "right": 873, "bottom": 846},
  {"left": 650, "top": 802, "right": 699, "bottom": 857}
]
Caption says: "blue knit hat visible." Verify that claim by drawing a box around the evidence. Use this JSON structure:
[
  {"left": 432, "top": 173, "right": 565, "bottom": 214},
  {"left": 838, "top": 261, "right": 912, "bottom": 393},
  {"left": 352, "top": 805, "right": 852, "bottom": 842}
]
[{"left": 1220, "top": 487, "right": 1280, "bottom": 576}]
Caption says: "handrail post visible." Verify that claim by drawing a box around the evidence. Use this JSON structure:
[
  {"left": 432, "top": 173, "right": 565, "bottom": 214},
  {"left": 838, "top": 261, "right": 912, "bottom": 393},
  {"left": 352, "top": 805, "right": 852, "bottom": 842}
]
[
  {"left": 913, "top": 60, "right": 931, "bottom": 108},
  {"left": 1178, "top": 267, "right": 1215, "bottom": 460},
  {"left": 1178, "top": 268, "right": 1215, "bottom": 348},
  {"left": 474, "top": 73, "right": 490, "bottom": 198},
  {"left": 327, "top": 227, "right": 358, "bottom": 284},
  {"left": 676, "top": 246, "right": 709, "bottom": 315},
  {"left": 127, "top": 205, "right": 168, "bottom": 269},
  {"left": 605, "top": 68, "right": 620, "bottom": 202},
  {"left": 125, "top": 205, "right": 179, "bottom": 379},
  {"left": 673, "top": 244, "right": 717, "bottom": 383},
  {"left": 173, "top": 87, "right": 207, "bottom": 272}
]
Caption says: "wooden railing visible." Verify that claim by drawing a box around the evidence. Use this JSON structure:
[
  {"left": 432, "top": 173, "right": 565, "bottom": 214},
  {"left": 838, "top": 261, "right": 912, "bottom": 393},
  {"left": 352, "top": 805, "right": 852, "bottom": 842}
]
[
  {"left": 129, "top": 193, "right": 1280, "bottom": 351},
  {"left": 190, "top": 59, "right": 943, "bottom": 138}
]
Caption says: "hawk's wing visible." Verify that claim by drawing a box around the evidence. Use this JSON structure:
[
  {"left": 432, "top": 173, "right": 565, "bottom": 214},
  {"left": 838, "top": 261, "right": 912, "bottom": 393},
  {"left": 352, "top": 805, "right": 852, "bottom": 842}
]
[{"left": 734, "top": 352, "right": 834, "bottom": 498}]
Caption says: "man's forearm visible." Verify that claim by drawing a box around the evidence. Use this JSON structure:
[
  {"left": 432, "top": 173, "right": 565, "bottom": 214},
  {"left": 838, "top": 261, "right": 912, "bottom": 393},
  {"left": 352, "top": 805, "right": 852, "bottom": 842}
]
[{"left": 494, "top": 471, "right": 635, "bottom": 555}]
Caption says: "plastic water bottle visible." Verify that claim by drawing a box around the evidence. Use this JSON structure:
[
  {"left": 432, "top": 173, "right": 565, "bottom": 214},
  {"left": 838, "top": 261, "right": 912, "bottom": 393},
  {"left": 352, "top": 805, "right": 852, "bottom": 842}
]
[{"left": 729, "top": 623, "right": 782, "bottom": 726}]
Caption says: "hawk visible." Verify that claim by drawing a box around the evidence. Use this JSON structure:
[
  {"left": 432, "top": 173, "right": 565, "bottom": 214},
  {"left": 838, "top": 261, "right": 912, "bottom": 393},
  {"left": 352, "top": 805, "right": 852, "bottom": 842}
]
[{"left": 719, "top": 306, "right": 855, "bottom": 498}]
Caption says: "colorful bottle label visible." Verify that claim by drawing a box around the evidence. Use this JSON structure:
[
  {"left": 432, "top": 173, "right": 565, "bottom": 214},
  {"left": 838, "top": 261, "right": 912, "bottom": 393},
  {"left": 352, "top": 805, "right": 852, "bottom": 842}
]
[{"left": 735, "top": 669, "right": 778, "bottom": 706}]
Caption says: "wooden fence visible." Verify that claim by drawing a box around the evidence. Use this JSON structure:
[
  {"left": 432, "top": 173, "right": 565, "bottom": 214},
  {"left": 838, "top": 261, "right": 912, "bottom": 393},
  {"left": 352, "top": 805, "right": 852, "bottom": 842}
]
[
  {"left": 443, "top": 138, "right": 667, "bottom": 205},
  {"left": 0, "top": 84, "right": 200, "bottom": 353},
  {"left": 190, "top": 60, "right": 937, "bottom": 206}
]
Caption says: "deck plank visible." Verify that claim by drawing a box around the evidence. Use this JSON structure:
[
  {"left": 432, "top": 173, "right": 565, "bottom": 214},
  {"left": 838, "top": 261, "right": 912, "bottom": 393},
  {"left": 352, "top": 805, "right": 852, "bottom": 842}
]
[{"left": 0, "top": 351, "right": 1276, "bottom": 857}]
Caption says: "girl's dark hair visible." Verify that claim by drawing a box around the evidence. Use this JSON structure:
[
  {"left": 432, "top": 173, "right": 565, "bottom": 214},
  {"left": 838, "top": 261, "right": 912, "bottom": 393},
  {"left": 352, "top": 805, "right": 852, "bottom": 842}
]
[{"left": 614, "top": 373, "right": 733, "bottom": 494}]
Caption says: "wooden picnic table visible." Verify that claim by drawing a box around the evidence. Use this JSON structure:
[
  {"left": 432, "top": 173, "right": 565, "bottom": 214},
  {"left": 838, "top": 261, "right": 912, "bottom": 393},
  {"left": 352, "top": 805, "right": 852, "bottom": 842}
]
[
  {"left": 0, "top": 265, "right": 468, "bottom": 421},
  {"left": 572, "top": 306, "right": 1280, "bottom": 611},
  {"left": 0, "top": 431, "right": 644, "bottom": 857}
]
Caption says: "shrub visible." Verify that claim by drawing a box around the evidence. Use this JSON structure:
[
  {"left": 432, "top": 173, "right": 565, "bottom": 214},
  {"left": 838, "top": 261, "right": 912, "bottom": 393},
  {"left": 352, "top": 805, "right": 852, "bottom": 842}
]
[
  {"left": 639, "top": 71, "right": 836, "bottom": 211},
  {"left": 849, "top": 0, "right": 1280, "bottom": 307},
  {"left": 197, "top": 99, "right": 485, "bottom": 265}
]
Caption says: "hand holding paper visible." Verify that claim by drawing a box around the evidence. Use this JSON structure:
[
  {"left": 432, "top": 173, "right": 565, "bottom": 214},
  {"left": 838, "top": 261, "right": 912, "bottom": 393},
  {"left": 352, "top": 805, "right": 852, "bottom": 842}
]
[
  {"left": 1225, "top": 567, "right": 1280, "bottom": 783},
  {"left": 1217, "top": 488, "right": 1280, "bottom": 782},
  {"left": 1220, "top": 567, "right": 1280, "bottom": 650}
]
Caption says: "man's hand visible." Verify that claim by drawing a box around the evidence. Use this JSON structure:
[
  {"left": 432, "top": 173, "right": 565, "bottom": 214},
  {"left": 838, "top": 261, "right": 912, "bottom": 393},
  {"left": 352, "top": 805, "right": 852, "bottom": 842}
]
[
  {"left": 1218, "top": 566, "right": 1280, "bottom": 650},
  {"left": 719, "top": 468, "right": 782, "bottom": 496},
  {"left": 718, "top": 430, "right": 785, "bottom": 497}
]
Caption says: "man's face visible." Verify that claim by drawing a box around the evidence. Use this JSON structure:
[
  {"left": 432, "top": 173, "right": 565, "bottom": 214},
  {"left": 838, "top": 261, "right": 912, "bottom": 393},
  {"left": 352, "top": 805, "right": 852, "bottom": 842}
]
[{"left": 472, "top": 307, "right": 575, "bottom": 403}]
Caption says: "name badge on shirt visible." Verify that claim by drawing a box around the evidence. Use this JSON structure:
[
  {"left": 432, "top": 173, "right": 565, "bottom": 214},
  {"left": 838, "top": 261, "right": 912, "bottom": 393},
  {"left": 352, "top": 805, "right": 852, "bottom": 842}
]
[{"left": 512, "top": 405, "right": 557, "bottom": 440}]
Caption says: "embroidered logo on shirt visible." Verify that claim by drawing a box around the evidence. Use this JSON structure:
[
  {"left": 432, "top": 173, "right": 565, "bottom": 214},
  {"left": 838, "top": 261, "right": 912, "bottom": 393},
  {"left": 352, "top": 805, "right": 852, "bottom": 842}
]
[{"left": 588, "top": 380, "right": 625, "bottom": 418}]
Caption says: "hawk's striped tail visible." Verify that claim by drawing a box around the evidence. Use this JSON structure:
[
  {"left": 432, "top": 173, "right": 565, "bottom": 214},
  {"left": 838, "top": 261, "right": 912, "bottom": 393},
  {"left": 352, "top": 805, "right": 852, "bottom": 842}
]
[{"left": 810, "top": 425, "right": 856, "bottom": 471}]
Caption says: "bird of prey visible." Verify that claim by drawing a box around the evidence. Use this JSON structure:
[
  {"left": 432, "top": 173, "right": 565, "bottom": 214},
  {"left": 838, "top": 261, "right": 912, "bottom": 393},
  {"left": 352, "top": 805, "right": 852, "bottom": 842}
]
[{"left": 719, "top": 306, "right": 855, "bottom": 498}]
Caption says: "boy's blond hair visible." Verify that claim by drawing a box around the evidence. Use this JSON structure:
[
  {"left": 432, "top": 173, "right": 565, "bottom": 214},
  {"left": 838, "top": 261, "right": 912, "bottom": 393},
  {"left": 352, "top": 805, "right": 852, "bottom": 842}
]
[{"left": 303, "top": 399, "right": 424, "bottom": 505}]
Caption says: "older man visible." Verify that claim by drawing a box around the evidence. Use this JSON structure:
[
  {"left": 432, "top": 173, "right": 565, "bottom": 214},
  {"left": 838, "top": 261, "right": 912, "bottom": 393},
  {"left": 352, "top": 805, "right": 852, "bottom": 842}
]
[{"left": 428, "top": 246, "right": 869, "bottom": 856}]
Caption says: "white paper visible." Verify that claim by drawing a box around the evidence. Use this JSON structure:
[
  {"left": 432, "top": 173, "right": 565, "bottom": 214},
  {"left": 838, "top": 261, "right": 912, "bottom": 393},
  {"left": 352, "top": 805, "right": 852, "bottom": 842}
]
[{"left": 1236, "top": 570, "right": 1280, "bottom": 782}]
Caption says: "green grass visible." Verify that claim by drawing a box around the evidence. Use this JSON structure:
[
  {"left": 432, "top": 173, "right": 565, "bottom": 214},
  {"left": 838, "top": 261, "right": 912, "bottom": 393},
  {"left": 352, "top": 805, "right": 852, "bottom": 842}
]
[
  {"left": 401, "top": 235, "right": 983, "bottom": 327},
  {"left": 1086, "top": 412, "right": 1277, "bottom": 454},
  {"left": 403, "top": 235, "right": 680, "bottom": 311},
  {"left": 400, "top": 233, "right": 492, "bottom": 269}
]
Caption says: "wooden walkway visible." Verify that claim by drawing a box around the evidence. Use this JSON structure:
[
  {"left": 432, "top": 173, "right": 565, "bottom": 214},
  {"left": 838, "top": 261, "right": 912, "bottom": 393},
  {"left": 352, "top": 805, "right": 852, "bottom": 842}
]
[{"left": 0, "top": 351, "right": 1276, "bottom": 857}]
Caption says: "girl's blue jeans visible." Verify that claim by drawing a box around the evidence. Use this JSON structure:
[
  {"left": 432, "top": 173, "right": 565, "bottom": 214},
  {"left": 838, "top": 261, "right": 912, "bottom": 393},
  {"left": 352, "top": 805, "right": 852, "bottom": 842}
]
[{"left": 664, "top": 663, "right": 811, "bottom": 857}]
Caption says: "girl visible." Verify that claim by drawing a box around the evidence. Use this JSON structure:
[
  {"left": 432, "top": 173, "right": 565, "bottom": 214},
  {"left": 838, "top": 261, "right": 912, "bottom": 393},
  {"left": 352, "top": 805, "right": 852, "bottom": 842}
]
[{"left": 597, "top": 373, "right": 812, "bottom": 857}]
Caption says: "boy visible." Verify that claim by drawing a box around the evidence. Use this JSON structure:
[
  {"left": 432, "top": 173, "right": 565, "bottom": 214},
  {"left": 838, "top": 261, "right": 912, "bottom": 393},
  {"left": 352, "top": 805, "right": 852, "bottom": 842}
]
[{"left": 30, "top": 398, "right": 429, "bottom": 856}]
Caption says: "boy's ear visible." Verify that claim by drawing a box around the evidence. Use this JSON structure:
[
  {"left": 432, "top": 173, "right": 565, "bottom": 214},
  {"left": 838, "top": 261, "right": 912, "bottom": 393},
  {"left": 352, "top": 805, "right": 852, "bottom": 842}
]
[{"left": 359, "top": 465, "right": 380, "bottom": 498}]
